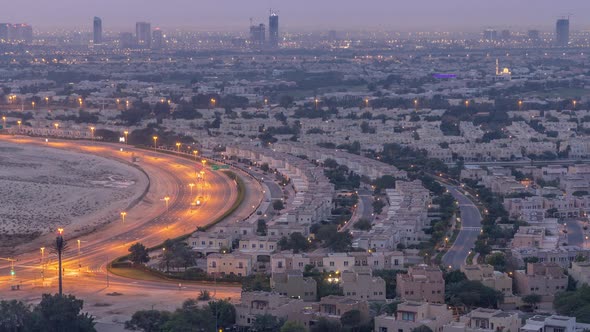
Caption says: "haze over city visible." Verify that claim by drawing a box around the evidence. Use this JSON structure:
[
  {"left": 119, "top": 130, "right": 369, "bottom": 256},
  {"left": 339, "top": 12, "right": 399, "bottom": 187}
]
[
  {"left": 7, "top": 0, "right": 590, "bottom": 31},
  {"left": 3, "top": 1, "right": 590, "bottom": 332}
]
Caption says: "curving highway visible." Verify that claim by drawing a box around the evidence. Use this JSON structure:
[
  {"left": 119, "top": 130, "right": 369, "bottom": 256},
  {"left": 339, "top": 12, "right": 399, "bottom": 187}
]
[{"left": 0, "top": 136, "right": 247, "bottom": 320}]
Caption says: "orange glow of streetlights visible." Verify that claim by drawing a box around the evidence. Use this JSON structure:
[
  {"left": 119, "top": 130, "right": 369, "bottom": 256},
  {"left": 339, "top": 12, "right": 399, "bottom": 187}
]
[
  {"left": 17, "top": 120, "right": 21, "bottom": 131},
  {"left": 120, "top": 211, "right": 127, "bottom": 223},
  {"left": 54, "top": 123, "right": 59, "bottom": 130},
  {"left": 31, "top": 101, "right": 35, "bottom": 108},
  {"left": 57, "top": 228, "right": 64, "bottom": 235},
  {"left": 201, "top": 159, "right": 207, "bottom": 168},
  {"left": 164, "top": 196, "right": 170, "bottom": 211},
  {"left": 2, "top": 116, "right": 6, "bottom": 129},
  {"left": 189, "top": 183, "right": 195, "bottom": 195},
  {"left": 123, "top": 130, "right": 129, "bottom": 144},
  {"left": 45, "top": 97, "right": 49, "bottom": 104},
  {"left": 176, "top": 142, "right": 181, "bottom": 152},
  {"left": 78, "top": 97, "right": 83, "bottom": 106},
  {"left": 573, "top": 100, "right": 578, "bottom": 109},
  {"left": 193, "top": 150, "right": 198, "bottom": 160},
  {"left": 152, "top": 136, "right": 158, "bottom": 150},
  {"left": 90, "top": 126, "right": 95, "bottom": 140},
  {"left": 465, "top": 100, "right": 470, "bottom": 108}
]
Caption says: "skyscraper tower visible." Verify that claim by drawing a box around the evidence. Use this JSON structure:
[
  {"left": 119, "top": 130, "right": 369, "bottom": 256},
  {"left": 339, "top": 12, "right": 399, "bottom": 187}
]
[
  {"left": 249, "top": 23, "right": 266, "bottom": 48},
  {"left": 152, "top": 28, "right": 164, "bottom": 49},
  {"left": 93, "top": 17, "right": 102, "bottom": 45},
  {"left": 269, "top": 10, "right": 279, "bottom": 48},
  {"left": 556, "top": 18, "right": 570, "bottom": 47},
  {"left": 136, "top": 22, "right": 151, "bottom": 49}
]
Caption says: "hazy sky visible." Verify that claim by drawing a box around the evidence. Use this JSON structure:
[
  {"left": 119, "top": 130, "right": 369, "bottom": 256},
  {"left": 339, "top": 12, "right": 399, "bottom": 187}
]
[{"left": 5, "top": 0, "right": 590, "bottom": 31}]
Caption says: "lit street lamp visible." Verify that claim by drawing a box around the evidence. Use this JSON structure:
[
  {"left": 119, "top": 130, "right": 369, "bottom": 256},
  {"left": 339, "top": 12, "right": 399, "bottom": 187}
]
[
  {"left": 2, "top": 116, "right": 5, "bottom": 129},
  {"left": 40, "top": 247, "right": 45, "bottom": 280},
  {"left": 176, "top": 142, "right": 181, "bottom": 152},
  {"left": 193, "top": 150, "right": 198, "bottom": 160},
  {"left": 152, "top": 136, "right": 158, "bottom": 151},
  {"left": 54, "top": 123, "right": 59, "bottom": 130},
  {"left": 120, "top": 211, "right": 127, "bottom": 223},
  {"left": 164, "top": 196, "right": 170, "bottom": 211},
  {"left": 17, "top": 120, "right": 21, "bottom": 131},
  {"left": 90, "top": 126, "right": 95, "bottom": 140},
  {"left": 189, "top": 183, "right": 195, "bottom": 196},
  {"left": 123, "top": 130, "right": 129, "bottom": 144}
]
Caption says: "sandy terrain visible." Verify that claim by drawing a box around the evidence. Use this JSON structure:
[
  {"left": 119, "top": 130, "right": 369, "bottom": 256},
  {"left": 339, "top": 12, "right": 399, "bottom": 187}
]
[{"left": 0, "top": 141, "right": 148, "bottom": 249}]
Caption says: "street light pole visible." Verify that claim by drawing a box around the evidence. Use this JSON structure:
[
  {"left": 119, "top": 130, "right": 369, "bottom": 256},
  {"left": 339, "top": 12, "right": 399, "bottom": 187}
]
[
  {"left": 153, "top": 136, "right": 158, "bottom": 151},
  {"left": 124, "top": 131, "right": 129, "bottom": 145},
  {"left": 55, "top": 228, "right": 66, "bottom": 296}
]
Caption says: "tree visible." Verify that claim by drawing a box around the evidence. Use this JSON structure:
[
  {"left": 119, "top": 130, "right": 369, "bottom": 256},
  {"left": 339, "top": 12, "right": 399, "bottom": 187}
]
[
  {"left": 278, "top": 232, "right": 311, "bottom": 253},
  {"left": 273, "top": 200, "right": 285, "bottom": 211},
  {"left": 252, "top": 314, "right": 282, "bottom": 332},
  {"left": 445, "top": 280, "right": 503, "bottom": 309},
  {"left": 198, "top": 290, "right": 211, "bottom": 301},
  {"left": 242, "top": 274, "right": 271, "bottom": 292},
  {"left": 128, "top": 243, "right": 150, "bottom": 265},
  {"left": 412, "top": 325, "right": 434, "bottom": 332},
  {"left": 162, "top": 306, "right": 215, "bottom": 332},
  {"left": 353, "top": 218, "right": 372, "bottom": 231},
  {"left": 554, "top": 285, "right": 590, "bottom": 323},
  {"left": 280, "top": 321, "right": 307, "bottom": 332},
  {"left": 0, "top": 300, "right": 32, "bottom": 332},
  {"left": 207, "top": 300, "right": 236, "bottom": 329},
  {"left": 29, "top": 294, "right": 96, "bottom": 332},
  {"left": 125, "top": 310, "right": 171, "bottom": 332},
  {"left": 372, "top": 199, "right": 386, "bottom": 214},
  {"left": 486, "top": 252, "right": 507, "bottom": 272},
  {"left": 311, "top": 318, "right": 342, "bottom": 332},
  {"left": 340, "top": 310, "right": 361, "bottom": 330},
  {"left": 444, "top": 270, "right": 467, "bottom": 284},
  {"left": 522, "top": 294, "right": 542, "bottom": 310}
]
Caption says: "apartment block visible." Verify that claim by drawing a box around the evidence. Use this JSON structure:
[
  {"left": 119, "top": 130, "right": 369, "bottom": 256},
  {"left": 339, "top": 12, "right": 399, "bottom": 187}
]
[
  {"left": 374, "top": 301, "right": 453, "bottom": 332},
  {"left": 341, "top": 269, "right": 386, "bottom": 301},
  {"left": 270, "top": 270, "right": 317, "bottom": 301},
  {"left": 396, "top": 265, "right": 445, "bottom": 303}
]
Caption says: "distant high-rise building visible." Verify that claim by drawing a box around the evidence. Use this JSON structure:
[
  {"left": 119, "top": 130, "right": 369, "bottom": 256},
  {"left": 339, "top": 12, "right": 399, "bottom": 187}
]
[
  {"left": 152, "top": 28, "right": 164, "bottom": 49},
  {"left": 0, "top": 23, "right": 9, "bottom": 41},
  {"left": 528, "top": 30, "right": 540, "bottom": 41},
  {"left": 93, "top": 17, "right": 102, "bottom": 45},
  {"left": 328, "top": 30, "right": 338, "bottom": 41},
  {"left": 119, "top": 32, "right": 134, "bottom": 49},
  {"left": 136, "top": 22, "right": 151, "bottom": 48},
  {"left": 268, "top": 11, "right": 279, "bottom": 48},
  {"left": 483, "top": 29, "right": 497, "bottom": 41},
  {"left": 8, "top": 24, "right": 33, "bottom": 43},
  {"left": 501, "top": 29, "right": 511, "bottom": 40},
  {"left": 556, "top": 18, "right": 570, "bottom": 47},
  {"left": 249, "top": 23, "right": 265, "bottom": 48}
]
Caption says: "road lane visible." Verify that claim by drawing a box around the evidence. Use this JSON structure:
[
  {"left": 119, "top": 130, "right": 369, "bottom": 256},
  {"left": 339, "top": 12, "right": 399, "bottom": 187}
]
[{"left": 442, "top": 186, "right": 482, "bottom": 269}]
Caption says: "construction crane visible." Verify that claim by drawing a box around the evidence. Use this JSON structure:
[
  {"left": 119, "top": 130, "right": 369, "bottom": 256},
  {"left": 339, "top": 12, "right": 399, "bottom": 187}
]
[{"left": 0, "top": 257, "right": 17, "bottom": 278}]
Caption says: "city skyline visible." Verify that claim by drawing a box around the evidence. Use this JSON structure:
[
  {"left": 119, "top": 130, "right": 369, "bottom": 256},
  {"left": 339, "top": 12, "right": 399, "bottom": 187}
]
[{"left": 3, "top": 0, "right": 589, "bottom": 31}]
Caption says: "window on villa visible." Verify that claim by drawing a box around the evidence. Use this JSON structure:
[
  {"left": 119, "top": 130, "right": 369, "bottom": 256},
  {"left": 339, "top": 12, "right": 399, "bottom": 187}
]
[
  {"left": 401, "top": 312, "right": 415, "bottom": 321},
  {"left": 344, "top": 261, "right": 349, "bottom": 266}
]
